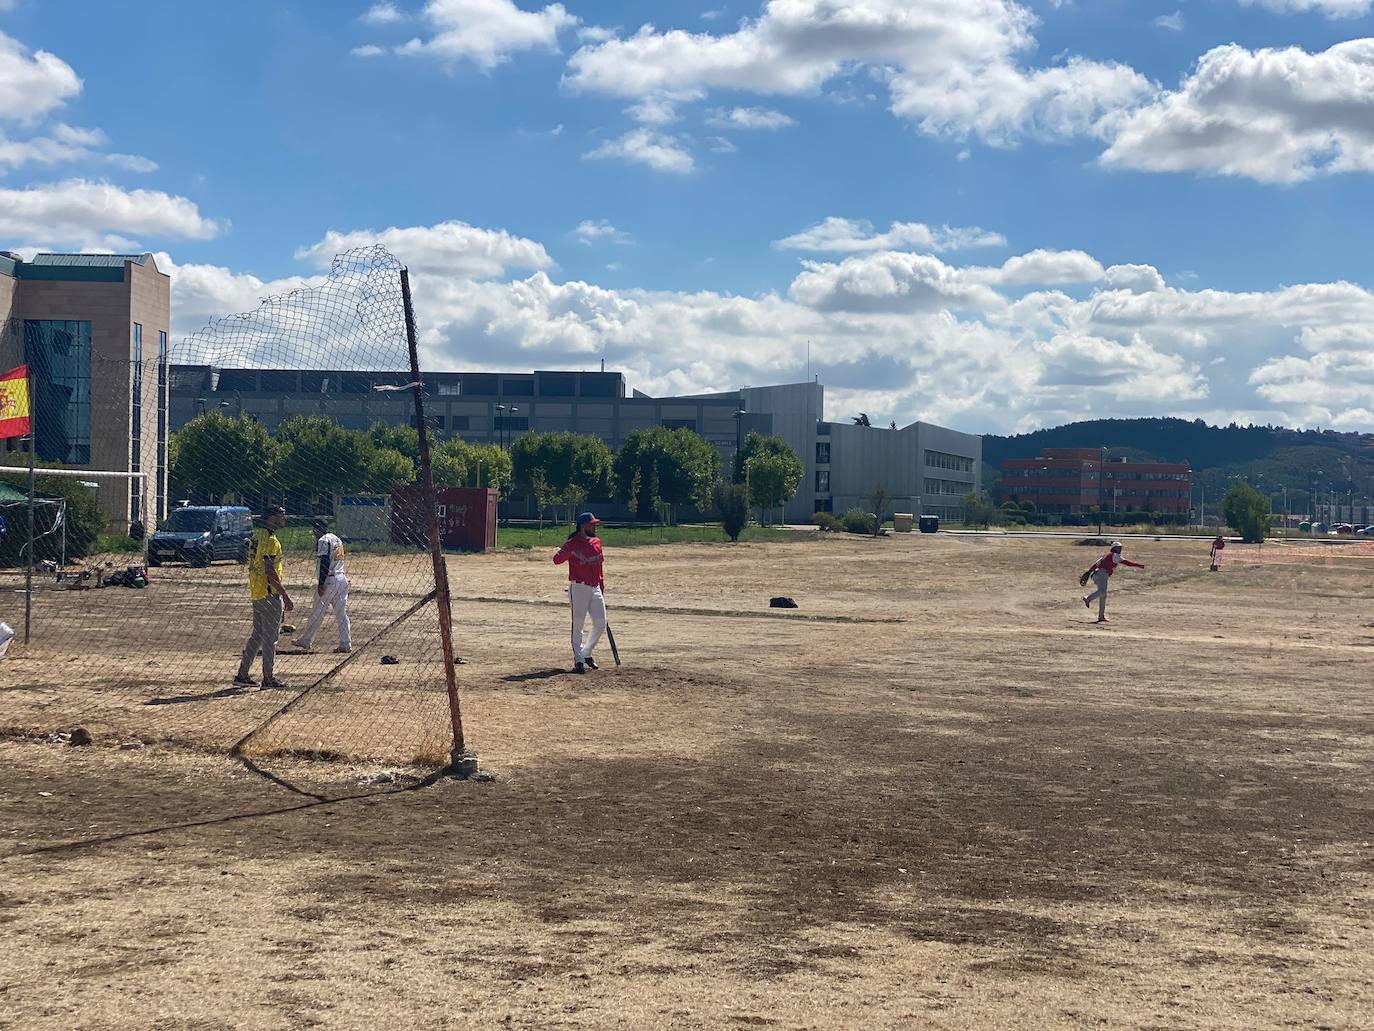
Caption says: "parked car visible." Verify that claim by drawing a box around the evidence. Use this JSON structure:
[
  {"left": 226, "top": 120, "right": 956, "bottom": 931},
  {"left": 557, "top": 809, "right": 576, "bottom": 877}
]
[
  {"left": 1358, "top": 526, "right": 1374, "bottom": 538},
  {"left": 147, "top": 506, "right": 253, "bottom": 567},
  {"left": 1332, "top": 523, "right": 1356, "bottom": 535}
]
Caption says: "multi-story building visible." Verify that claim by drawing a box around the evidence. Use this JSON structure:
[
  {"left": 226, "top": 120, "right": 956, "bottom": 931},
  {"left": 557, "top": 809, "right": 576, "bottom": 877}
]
[
  {"left": 0, "top": 252, "right": 170, "bottom": 527},
  {"left": 818, "top": 420, "right": 981, "bottom": 522},
  {"left": 1001, "top": 447, "right": 1190, "bottom": 515},
  {"left": 168, "top": 366, "right": 982, "bottom": 524}
]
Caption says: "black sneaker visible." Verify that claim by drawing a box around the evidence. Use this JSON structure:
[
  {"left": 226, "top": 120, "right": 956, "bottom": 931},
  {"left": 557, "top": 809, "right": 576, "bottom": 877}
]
[
  {"left": 584, "top": 656, "right": 599, "bottom": 670},
  {"left": 573, "top": 663, "right": 586, "bottom": 674},
  {"left": 233, "top": 673, "right": 258, "bottom": 687},
  {"left": 261, "top": 677, "right": 288, "bottom": 691}
]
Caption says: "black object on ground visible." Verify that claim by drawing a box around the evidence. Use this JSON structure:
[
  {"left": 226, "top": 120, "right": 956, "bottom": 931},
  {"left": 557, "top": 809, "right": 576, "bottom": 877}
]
[{"left": 769, "top": 597, "right": 798, "bottom": 608}]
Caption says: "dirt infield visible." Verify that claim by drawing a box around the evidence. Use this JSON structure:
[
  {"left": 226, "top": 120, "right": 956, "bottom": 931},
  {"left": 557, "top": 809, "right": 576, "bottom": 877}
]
[{"left": 1, "top": 533, "right": 1372, "bottom": 1029}]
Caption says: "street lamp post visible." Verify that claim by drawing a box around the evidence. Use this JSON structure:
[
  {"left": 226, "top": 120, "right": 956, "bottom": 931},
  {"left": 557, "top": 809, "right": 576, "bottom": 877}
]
[
  {"left": 733, "top": 408, "right": 747, "bottom": 483},
  {"left": 1097, "top": 446, "right": 1106, "bottom": 535}
]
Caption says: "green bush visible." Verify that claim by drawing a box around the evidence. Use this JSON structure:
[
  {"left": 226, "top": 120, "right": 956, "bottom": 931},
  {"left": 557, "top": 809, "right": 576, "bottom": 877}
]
[
  {"left": 812, "top": 510, "right": 843, "bottom": 533},
  {"left": 713, "top": 481, "right": 749, "bottom": 542},
  {"left": 0, "top": 472, "right": 106, "bottom": 568},
  {"left": 841, "top": 508, "right": 877, "bottom": 535}
]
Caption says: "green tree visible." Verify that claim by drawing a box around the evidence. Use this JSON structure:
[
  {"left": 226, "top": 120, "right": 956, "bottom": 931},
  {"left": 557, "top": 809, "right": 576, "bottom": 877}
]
[
  {"left": 169, "top": 413, "right": 280, "bottom": 504},
  {"left": 0, "top": 463, "right": 106, "bottom": 566},
  {"left": 736, "top": 433, "right": 803, "bottom": 524},
  {"left": 276, "top": 415, "right": 388, "bottom": 502},
  {"left": 614, "top": 427, "right": 721, "bottom": 523},
  {"left": 713, "top": 480, "right": 749, "bottom": 542},
  {"left": 866, "top": 483, "right": 893, "bottom": 536},
  {"left": 433, "top": 438, "right": 510, "bottom": 492},
  {"left": 362, "top": 446, "right": 416, "bottom": 493},
  {"left": 512, "top": 432, "right": 613, "bottom": 523},
  {"left": 1222, "top": 481, "right": 1270, "bottom": 542},
  {"left": 368, "top": 422, "right": 421, "bottom": 464}
]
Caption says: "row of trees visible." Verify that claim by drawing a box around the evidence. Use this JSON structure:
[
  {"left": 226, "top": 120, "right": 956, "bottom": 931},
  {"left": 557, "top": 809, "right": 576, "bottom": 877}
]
[
  {"left": 170, "top": 414, "right": 806, "bottom": 527},
  {"left": 170, "top": 413, "right": 512, "bottom": 508}
]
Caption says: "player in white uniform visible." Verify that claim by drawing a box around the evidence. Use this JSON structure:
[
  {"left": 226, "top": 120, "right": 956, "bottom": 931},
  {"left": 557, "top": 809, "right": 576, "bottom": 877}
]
[{"left": 292, "top": 518, "right": 352, "bottom": 654}]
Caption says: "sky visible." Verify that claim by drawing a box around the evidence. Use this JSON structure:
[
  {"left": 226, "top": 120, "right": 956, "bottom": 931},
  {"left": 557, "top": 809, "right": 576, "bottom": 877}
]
[{"left": 3, "top": 0, "right": 1374, "bottom": 434}]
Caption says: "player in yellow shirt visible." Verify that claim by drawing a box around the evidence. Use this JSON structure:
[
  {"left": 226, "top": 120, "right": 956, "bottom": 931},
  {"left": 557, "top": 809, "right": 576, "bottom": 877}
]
[{"left": 234, "top": 505, "right": 295, "bottom": 689}]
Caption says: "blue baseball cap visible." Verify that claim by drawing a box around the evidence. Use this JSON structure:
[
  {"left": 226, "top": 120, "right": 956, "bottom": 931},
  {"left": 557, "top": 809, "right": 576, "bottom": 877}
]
[{"left": 576, "top": 512, "right": 601, "bottom": 528}]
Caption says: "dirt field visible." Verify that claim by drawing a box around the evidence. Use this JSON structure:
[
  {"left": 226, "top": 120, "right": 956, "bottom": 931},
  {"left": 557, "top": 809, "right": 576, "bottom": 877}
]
[{"left": 1, "top": 532, "right": 1372, "bottom": 1029}]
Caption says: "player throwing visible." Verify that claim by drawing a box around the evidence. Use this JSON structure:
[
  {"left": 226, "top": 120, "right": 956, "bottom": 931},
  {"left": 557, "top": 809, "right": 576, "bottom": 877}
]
[
  {"left": 553, "top": 512, "right": 607, "bottom": 674},
  {"left": 1081, "top": 541, "right": 1144, "bottom": 623},
  {"left": 292, "top": 518, "right": 351, "bottom": 654},
  {"left": 235, "top": 505, "right": 294, "bottom": 689}
]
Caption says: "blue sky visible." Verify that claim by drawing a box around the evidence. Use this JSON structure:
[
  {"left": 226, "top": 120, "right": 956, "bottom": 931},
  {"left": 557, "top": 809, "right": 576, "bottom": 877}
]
[{"left": 4, "top": 0, "right": 1374, "bottom": 434}]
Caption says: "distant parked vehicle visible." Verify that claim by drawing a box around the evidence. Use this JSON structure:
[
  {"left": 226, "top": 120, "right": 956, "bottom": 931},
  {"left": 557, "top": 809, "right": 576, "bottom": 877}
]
[
  {"left": 1358, "top": 526, "right": 1374, "bottom": 538},
  {"left": 1332, "top": 523, "right": 1355, "bottom": 535},
  {"left": 147, "top": 506, "right": 253, "bottom": 567}
]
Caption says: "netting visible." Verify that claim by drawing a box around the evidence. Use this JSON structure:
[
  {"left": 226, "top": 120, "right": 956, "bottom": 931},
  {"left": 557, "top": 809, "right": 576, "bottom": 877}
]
[{"left": 0, "top": 247, "right": 462, "bottom": 777}]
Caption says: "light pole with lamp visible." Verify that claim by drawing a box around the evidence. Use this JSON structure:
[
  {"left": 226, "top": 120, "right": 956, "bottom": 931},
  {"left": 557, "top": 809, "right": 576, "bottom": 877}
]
[{"left": 733, "top": 408, "right": 747, "bottom": 483}]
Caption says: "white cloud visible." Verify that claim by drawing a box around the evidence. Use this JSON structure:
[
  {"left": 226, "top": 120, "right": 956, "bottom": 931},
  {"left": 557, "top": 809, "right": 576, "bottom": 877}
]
[
  {"left": 706, "top": 135, "right": 737, "bottom": 154},
  {"left": 1154, "top": 11, "right": 1184, "bottom": 31},
  {"left": 0, "top": 180, "right": 222, "bottom": 250},
  {"left": 625, "top": 90, "right": 701, "bottom": 125},
  {"left": 576, "top": 25, "right": 615, "bottom": 44},
  {"left": 1240, "top": 0, "right": 1371, "bottom": 16},
  {"left": 1104, "top": 264, "right": 1166, "bottom": 294},
  {"left": 775, "top": 217, "right": 1006, "bottom": 254},
  {"left": 574, "top": 219, "right": 631, "bottom": 245},
  {"left": 361, "top": 2, "right": 407, "bottom": 25},
  {"left": 706, "top": 106, "right": 795, "bottom": 130},
  {"left": 352, "top": 44, "right": 387, "bottom": 57},
  {"left": 565, "top": 1, "right": 1154, "bottom": 147},
  {"left": 788, "top": 251, "right": 1004, "bottom": 313},
  {"left": 295, "top": 220, "right": 552, "bottom": 278},
  {"left": 584, "top": 128, "right": 695, "bottom": 174},
  {"left": 1102, "top": 40, "right": 1374, "bottom": 183},
  {"left": 397, "top": 0, "right": 577, "bottom": 69},
  {"left": 0, "top": 123, "right": 156, "bottom": 174},
  {"left": 0, "top": 29, "right": 81, "bottom": 123},
  {"left": 992, "top": 249, "right": 1105, "bottom": 286}
]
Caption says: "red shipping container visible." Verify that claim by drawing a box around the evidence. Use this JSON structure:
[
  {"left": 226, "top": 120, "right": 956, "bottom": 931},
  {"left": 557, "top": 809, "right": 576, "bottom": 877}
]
[{"left": 390, "top": 486, "right": 498, "bottom": 553}]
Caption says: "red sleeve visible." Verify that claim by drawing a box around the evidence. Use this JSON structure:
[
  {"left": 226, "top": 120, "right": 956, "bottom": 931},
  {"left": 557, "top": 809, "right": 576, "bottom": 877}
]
[{"left": 553, "top": 541, "right": 571, "bottom": 565}]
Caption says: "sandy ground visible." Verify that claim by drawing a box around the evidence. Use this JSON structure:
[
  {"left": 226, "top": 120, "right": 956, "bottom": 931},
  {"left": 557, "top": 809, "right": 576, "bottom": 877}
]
[{"left": 1, "top": 532, "right": 1372, "bottom": 1029}]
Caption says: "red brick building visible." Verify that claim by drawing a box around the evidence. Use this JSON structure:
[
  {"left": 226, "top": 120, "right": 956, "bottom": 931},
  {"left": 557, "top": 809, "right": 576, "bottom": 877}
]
[{"left": 1001, "top": 448, "right": 1190, "bottom": 515}]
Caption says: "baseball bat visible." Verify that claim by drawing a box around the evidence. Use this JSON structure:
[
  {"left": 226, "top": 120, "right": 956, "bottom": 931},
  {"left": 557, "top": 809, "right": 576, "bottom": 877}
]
[{"left": 606, "top": 623, "right": 621, "bottom": 666}]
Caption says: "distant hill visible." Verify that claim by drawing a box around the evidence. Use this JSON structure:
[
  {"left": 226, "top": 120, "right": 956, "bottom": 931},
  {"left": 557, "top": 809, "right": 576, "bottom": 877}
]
[{"left": 981, "top": 418, "right": 1374, "bottom": 509}]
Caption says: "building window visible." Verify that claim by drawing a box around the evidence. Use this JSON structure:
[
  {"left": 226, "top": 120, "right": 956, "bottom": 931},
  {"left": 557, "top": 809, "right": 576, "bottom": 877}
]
[
  {"left": 816, "top": 442, "right": 830, "bottom": 464},
  {"left": 493, "top": 415, "right": 529, "bottom": 431},
  {"left": 24, "top": 320, "right": 92, "bottom": 465},
  {"left": 500, "top": 376, "right": 535, "bottom": 397},
  {"left": 259, "top": 371, "right": 299, "bottom": 391},
  {"left": 130, "top": 323, "right": 143, "bottom": 517},
  {"left": 578, "top": 373, "right": 620, "bottom": 398},
  {"left": 815, "top": 470, "right": 830, "bottom": 493},
  {"left": 662, "top": 418, "right": 697, "bottom": 432},
  {"left": 215, "top": 369, "right": 258, "bottom": 392},
  {"left": 817, "top": 421, "right": 831, "bottom": 436},
  {"left": 341, "top": 373, "right": 372, "bottom": 394},
  {"left": 461, "top": 373, "right": 498, "bottom": 396},
  {"left": 924, "top": 449, "right": 973, "bottom": 473},
  {"left": 450, "top": 415, "right": 471, "bottom": 432},
  {"left": 536, "top": 371, "right": 576, "bottom": 397},
  {"left": 924, "top": 477, "right": 967, "bottom": 496},
  {"left": 156, "top": 331, "right": 168, "bottom": 520},
  {"left": 301, "top": 372, "right": 331, "bottom": 393}
]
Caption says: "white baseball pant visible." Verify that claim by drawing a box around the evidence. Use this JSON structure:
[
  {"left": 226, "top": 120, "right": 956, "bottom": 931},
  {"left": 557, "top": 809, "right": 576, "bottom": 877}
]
[
  {"left": 569, "top": 582, "right": 607, "bottom": 663},
  {"left": 298, "top": 575, "right": 352, "bottom": 650}
]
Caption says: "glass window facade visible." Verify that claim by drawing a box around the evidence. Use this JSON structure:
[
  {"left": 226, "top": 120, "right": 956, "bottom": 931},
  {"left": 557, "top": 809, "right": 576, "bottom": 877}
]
[
  {"left": 816, "top": 442, "right": 830, "bottom": 464},
  {"left": 157, "top": 331, "right": 168, "bottom": 519},
  {"left": 131, "top": 323, "right": 143, "bottom": 518},
  {"left": 24, "top": 320, "right": 92, "bottom": 464}
]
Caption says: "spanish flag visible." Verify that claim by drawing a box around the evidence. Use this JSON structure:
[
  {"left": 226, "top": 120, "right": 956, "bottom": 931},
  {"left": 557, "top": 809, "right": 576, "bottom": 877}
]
[{"left": 0, "top": 364, "right": 30, "bottom": 440}]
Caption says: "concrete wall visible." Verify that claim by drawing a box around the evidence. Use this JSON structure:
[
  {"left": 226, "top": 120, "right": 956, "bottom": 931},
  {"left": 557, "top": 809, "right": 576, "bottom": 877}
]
[
  {"left": 827, "top": 420, "right": 981, "bottom": 522},
  {"left": 741, "top": 381, "right": 822, "bottom": 523}
]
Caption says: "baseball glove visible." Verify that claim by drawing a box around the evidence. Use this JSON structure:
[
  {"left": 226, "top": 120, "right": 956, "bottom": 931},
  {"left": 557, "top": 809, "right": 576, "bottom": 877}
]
[{"left": 1078, "top": 570, "right": 1092, "bottom": 587}]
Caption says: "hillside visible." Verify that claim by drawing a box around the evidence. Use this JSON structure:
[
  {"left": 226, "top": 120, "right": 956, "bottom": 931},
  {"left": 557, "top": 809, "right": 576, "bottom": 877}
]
[{"left": 982, "top": 418, "right": 1374, "bottom": 508}]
